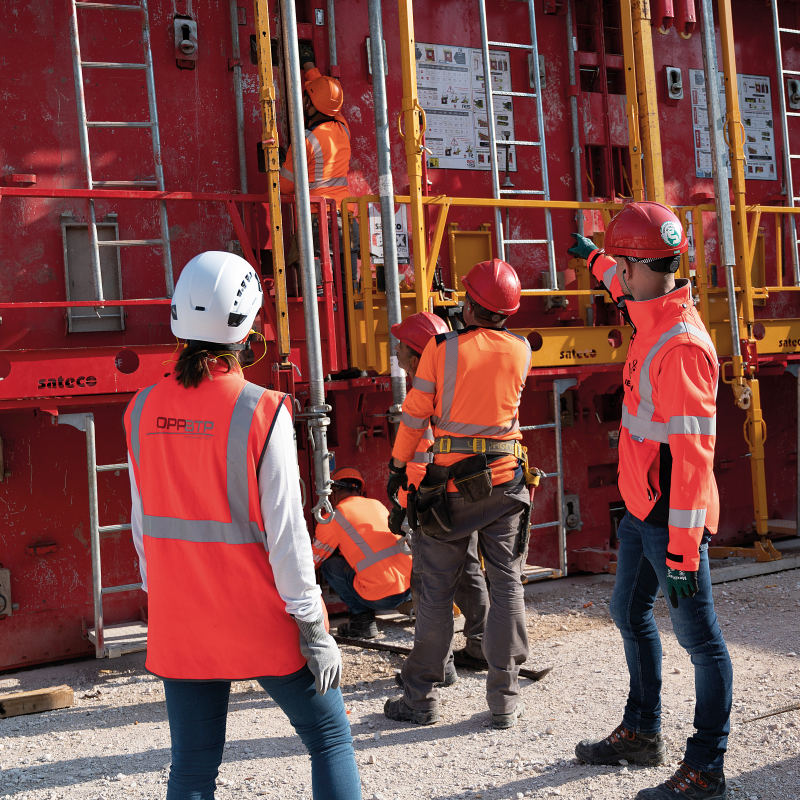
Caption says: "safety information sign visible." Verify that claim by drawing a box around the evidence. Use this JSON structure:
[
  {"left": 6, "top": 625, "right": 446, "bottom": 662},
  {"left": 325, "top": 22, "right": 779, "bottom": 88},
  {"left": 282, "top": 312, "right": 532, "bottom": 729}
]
[
  {"left": 689, "top": 69, "right": 776, "bottom": 181},
  {"left": 415, "top": 42, "right": 516, "bottom": 172}
]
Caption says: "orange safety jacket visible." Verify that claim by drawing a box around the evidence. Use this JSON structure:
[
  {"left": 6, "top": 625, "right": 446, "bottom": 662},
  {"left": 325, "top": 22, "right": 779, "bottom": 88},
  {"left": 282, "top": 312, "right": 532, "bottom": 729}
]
[
  {"left": 398, "top": 426, "right": 434, "bottom": 509},
  {"left": 311, "top": 495, "right": 412, "bottom": 600},
  {"left": 591, "top": 250, "right": 719, "bottom": 571},
  {"left": 392, "top": 326, "right": 532, "bottom": 490},
  {"left": 279, "top": 68, "right": 351, "bottom": 206},
  {"left": 124, "top": 370, "right": 307, "bottom": 680}
]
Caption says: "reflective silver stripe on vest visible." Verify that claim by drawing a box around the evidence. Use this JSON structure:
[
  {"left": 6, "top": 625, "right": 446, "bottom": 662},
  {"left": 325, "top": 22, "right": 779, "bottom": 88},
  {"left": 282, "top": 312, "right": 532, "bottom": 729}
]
[
  {"left": 308, "top": 175, "right": 349, "bottom": 189},
  {"left": 602, "top": 264, "right": 616, "bottom": 288},
  {"left": 668, "top": 415, "right": 716, "bottom": 436},
  {"left": 279, "top": 166, "right": 294, "bottom": 183},
  {"left": 621, "top": 407, "right": 716, "bottom": 444},
  {"left": 143, "top": 382, "right": 267, "bottom": 546},
  {"left": 668, "top": 507, "right": 707, "bottom": 529},
  {"left": 305, "top": 130, "right": 324, "bottom": 182},
  {"left": 412, "top": 376, "right": 436, "bottom": 394},
  {"left": 334, "top": 510, "right": 409, "bottom": 572},
  {"left": 440, "top": 331, "right": 460, "bottom": 423},
  {"left": 431, "top": 418, "right": 520, "bottom": 437},
  {"left": 411, "top": 427, "right": 435, "bottom": 464},
  {"left": 129, "top": 384, "right": 157, "bottom": 466},
  {"left": 401, "top": 409, "right": 430, "bottom": 429}
]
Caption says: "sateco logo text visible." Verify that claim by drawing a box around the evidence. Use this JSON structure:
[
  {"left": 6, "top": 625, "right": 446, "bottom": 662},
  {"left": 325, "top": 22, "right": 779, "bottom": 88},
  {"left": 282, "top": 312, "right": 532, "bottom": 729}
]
[
  {"left": 559, "top": 348, "right": 597, "bottom": 360},
  {"left": 38, "top": 375, "right": 97, "bottom": 389},
  {"left": 156, "top": 417, "right": 214, "bottom": 435},
  {"left": 779, "top": 338, "right": 800, "bottom": 350}
]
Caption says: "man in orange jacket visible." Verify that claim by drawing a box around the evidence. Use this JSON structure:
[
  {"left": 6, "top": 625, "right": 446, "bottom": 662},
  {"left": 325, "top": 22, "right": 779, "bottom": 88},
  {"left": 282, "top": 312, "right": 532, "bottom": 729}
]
[
  {"left": 568, "top": 202, "right": 732, "bottom": 800},
  {"left": 383, "top": 260, "right": 533, "bottom": 729},
  {"left": 391, "top": 312, "right": 491, "bottom": 686},
  {"left": 312, "top": 467, "right": 412, "bottom": 639}
]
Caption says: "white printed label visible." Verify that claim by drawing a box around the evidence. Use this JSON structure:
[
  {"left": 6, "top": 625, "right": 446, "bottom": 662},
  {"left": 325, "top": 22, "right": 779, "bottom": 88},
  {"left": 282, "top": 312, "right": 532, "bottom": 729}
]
[{"left": 378, "top": 174, "right": 393, "bottom": 197}]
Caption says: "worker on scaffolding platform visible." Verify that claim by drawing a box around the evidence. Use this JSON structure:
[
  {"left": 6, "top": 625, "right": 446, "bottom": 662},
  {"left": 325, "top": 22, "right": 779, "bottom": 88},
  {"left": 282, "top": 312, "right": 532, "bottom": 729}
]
[
  {"left": 383, "top": 259, "right": 535, "bottom": 729},
  {"left": 568, "top": 203, "right": 732, "bottom": 800},
  {"left": 389, "top": 311, "right": 491, "bottom": 688},
  {"left": 312, "top": 466, "right": 412, "bottom": 639},
  {"left": 124, "top": 251, "right": 361, "bottom": 800}
]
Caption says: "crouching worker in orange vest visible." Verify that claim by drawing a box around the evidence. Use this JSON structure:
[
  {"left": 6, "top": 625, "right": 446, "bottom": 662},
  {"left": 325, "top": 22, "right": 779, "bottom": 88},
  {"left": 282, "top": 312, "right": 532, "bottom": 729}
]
[
  {"left": 384, "top": 260, "right": 535, "bottom": 730},
  {"left": 390, "top": 312, "right": 491, "bottom": 689},
  {"left": 312, "top": 467, "right": 412, "bottom": 639},
  {"left": 124, "top": 251, "right": 361, "bottom": 800},
  {"left": 568, "top": 203, "right": 732, "bottom": 800}
]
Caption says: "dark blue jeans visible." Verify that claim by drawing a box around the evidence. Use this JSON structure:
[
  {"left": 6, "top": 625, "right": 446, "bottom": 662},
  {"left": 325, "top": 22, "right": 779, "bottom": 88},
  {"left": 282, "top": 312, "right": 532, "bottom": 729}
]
[
  {"left": 320, "top": 554, "right": 411, "bottom": 616},
  {"left": 611, "top": 512, "right": 733, "bottom": 773},
  {"left": 162, "top": 666, "right": 361, "bottom": 800}
]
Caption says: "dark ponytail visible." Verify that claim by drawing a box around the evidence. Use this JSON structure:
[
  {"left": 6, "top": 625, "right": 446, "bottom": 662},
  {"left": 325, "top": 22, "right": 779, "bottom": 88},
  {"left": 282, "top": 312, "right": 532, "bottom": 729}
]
[{"left": 174, "top": 342, "right": 240, "bottom": 389}]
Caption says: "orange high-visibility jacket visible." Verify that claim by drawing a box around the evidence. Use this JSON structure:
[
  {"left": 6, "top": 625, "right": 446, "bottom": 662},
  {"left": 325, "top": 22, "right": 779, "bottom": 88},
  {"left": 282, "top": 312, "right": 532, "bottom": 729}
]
[
  {"left": 124, "top": 371, "right": 307, "bottom": 680},
  {"left": 591, "top": 251, "right": 719, "bottom": 571},
  {"left": 393, "top": 326, "right": 532, "bottom": 489},
  {"left": 279, "top": 68, "right": 351, "bottom": 205},
  {"left": 398, "top": 426, "right": 434, "bottom": 509},
  {"left": 311, "top": 495, "right": 412, "bottom": 599}
]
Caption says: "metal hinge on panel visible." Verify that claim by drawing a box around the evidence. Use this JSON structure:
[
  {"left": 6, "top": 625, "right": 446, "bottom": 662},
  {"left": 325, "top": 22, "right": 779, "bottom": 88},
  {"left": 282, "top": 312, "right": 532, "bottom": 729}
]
[{"left": 365, "top": 37, "right": 388, "bottom": 76}]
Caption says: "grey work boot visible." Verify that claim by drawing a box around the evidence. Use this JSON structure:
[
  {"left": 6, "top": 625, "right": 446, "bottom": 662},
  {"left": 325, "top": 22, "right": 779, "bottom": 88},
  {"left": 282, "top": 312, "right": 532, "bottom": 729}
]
[
  {"left": 491, "top": 701, "right": 524, "bottom": 730},
  {"left": 575, "top": 723, "right": 667, "bottom": 766},
  {"left": 383, "top": 697, "right": 439, "bottom": 725},
  {"left": 336, "top": 612, "right": 378, "bottom": 639},
  {"left": 394, "top": 668, "right": 458, "bottom": 689}
]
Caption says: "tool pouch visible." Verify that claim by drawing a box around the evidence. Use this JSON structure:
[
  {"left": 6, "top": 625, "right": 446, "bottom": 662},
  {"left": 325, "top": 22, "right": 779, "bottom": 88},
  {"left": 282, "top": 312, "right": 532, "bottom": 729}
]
[
  {"left": 415, "top": 464, "right": 452, "bottom": 537},
  {"left": 451, "top": 454, "right": 493, "bottom": 503}
]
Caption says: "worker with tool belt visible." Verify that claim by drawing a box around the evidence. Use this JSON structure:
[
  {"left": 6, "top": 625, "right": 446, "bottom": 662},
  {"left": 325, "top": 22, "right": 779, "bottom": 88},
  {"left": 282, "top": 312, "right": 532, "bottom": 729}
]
[
  {"left": 124, "top": 251, "right": 360, "bottom": 800},
  {"left": 384, "top": 259, "right": 536, "bottom": 729},
  {"left": 312, "top": 467, "right": 412, "bottom": 639},
  {"left": 390, "top": 311, "right": 491, "bottom": 687},
  {"left": 568, "top": 202, "right": 732, "bottom": 800}
]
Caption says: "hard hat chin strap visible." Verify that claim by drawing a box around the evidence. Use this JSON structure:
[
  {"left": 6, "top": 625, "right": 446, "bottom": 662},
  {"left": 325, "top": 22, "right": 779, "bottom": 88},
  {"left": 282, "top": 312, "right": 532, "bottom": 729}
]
[{"left": 187, "top": 339, "right": 247, "bottom": 351}]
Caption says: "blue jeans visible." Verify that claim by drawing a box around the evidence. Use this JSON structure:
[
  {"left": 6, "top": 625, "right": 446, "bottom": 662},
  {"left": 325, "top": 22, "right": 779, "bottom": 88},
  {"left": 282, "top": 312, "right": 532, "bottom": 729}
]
[
  {"left": 320, "top": 555, "right": 411, "bottom": 616},
  {"left": 162, "top": 666, "right": 361, "bottom": 800},
  {"left": 611, "top": 512, "right": 733, "bottom": 773}
]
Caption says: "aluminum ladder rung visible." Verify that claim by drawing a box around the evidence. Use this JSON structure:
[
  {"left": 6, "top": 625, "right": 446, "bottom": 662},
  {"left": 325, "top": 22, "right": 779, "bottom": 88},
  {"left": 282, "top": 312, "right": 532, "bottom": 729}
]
[
  {"left": 790, "top": 155, "right": 800, "bottom": 160},
  {"left": 76, "top": 2, "right": 141, "bottom": 8},
  {"left": 80, "top": 61, "right": 147, "bottom": 70},
  {"left": 86, "top": 121, "right": 153, "bottom": 128},
  {"left": 779, "top": 26, "right": 800, "bottom": 35},
  {"left": 520, "top": 423, "right": 556, "bottom": 431},
  {"left": 504, "top": 238, "right": 549, "bottom": 245},
  {"left": 97, "top": 239, "right": 164, "bottom": 247},
  {"left": 97, "top": 462, "right": 129, "bottom": 472},
  {"left": 783, "top": 69, "right": 800, "bottom": 76},
  {"left": 492, "top": 90, "right": 538, "bottom": 99},
  {"left": 99, "top": 523, "right": 132, "bottom": 533},
  {"left": 101, "top": 583, "right": 142, "bottom": 595},
  {"left": 495, "top": 139, "right": 540, "bottom": 147},
  {"left": 787, "top": 112, "right": 800, "bottom": 118},
  {"left": 487, "top": 40, "right": 532, "bottom": 50},
  {"left": 92, "top": 180, "right": 158, "bottom": 187},
  {"left": 499, "top": 189, "right": 546, "bottom": 195},
  {"left": 531, "top": 521, "right": 559, "bottom": 530}
]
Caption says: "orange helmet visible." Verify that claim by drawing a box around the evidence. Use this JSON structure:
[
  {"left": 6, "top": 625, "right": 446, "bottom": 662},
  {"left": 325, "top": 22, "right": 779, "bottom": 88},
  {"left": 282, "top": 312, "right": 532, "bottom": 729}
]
[
  {"left": 461, "top": 258, "right": 521, "bottom": 315},
  {"left": 331, "top": 467, "right": 365, "bottom": 492},
  {"left": 307, "top": 75, "right": 344, "bottom": 116},
  {"left": 391, "top": 312, "right": 449, "bottom": 355}
]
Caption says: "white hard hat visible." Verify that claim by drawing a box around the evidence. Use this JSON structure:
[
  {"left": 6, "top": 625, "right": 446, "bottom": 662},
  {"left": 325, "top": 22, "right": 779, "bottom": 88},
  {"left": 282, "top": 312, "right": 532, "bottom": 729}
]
[{"left": 170, "top": 251, "right": 263, "bottom": 344}]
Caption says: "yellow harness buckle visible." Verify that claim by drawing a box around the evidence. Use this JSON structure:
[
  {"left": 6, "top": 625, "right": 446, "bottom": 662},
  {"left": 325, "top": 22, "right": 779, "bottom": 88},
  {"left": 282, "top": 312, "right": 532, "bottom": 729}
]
[{"left": 472, "top": 438, "right": 487, "bottom": 454}]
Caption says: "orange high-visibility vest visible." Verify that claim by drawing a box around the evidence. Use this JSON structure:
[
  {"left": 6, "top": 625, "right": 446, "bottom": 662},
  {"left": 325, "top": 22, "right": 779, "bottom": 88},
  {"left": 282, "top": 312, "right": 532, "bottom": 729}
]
[
  {"left": 398, "top": 426, "right": 434, "bottom": 509},
  {"left": 393, "top": 327, "right": 532, "bottom": 489},
  {"left": 591, "top": 251, "right": 719, "bottom": 571},
  {"left": 124, "top": 370, "right": 307, "bottom": 680},
  {"left": 311, "top": 496, "right": 411, "bottom": 599},
  {"left": 279, "top": 69, "right": 351, "bottom": 205}
]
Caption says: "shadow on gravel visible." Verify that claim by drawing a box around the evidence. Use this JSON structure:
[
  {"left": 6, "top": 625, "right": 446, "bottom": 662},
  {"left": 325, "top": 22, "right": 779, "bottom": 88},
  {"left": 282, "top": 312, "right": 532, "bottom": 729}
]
[{"left": 727, "top": 753, "right": 800, "bottom": 798}]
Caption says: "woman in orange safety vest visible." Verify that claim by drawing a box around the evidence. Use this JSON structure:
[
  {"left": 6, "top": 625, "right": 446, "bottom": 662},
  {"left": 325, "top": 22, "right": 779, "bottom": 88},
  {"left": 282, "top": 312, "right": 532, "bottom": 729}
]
[
  {"left": 124, "top": 251, "right": 360, "bottom": 800},
  {"left": 567, "top": 203, "right": 732, "bottom": 800}
]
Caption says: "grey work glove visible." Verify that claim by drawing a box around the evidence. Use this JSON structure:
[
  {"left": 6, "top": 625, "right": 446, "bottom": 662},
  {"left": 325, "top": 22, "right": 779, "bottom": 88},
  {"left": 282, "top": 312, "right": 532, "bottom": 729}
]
[
  {"left": 295, "top": 616, "right": 342, "bottom": 695},
  {"left": 567, "top": 232, "right": 599, "bottom": 261}
]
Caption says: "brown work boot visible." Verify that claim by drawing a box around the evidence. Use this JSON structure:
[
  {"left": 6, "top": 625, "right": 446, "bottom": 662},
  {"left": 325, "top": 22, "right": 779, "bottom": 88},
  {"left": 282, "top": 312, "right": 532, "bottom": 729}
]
[
  {"left": 383, "top": 697, "right": 439, "bottom": 725},
  {"left": 491, "top": 701, "right": 524, "bottom": 730}
]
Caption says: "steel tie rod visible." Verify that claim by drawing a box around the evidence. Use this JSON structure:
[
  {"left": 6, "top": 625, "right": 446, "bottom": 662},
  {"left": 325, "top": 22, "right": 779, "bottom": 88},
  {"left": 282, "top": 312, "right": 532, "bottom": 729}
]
[
  {"left": 102, "top": 583, "right": 142, "bottom": 594},
  {"left": 76, "top": 2, "right": 142, "bottom": 8},
  {"left": 80, "top": 61, "right": 147, "bottom": 69}
]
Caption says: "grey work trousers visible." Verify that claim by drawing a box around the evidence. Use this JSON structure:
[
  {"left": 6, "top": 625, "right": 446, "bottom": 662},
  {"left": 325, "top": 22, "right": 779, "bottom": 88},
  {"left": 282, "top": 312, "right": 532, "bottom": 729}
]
[
  {"left": 410, "top": 529, "right": 490, "bottom": 670},
  {"left": 400, "top": 479, "right": 530, "bottom": 715}
]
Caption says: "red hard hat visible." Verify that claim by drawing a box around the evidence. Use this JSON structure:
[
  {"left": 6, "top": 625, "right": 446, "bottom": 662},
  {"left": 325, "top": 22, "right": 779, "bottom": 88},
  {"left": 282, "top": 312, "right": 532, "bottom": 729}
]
[
  {"left": 307, "top": 75, "right": 344, "bottom": 116},
  {"left": 331, "top": 467, "right": 365, "bottom": 491},
  {"left": 604, "top": 201, "right": 688, "bottom": 259},
  {"left": 391, "top": 312, "right": 449, "bottom": 355},
  {"left": 461, "top": 258, "right": 521, "bottom": 315}
]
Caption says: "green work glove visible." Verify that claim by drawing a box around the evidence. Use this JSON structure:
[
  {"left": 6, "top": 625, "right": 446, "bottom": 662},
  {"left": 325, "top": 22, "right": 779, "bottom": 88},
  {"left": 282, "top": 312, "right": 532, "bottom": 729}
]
[
  {"left": 567, "top": 232, "right": 599, "bottom": 261},
  {"left": 666, "top": 567, "right": 699, "bottom": 608}
]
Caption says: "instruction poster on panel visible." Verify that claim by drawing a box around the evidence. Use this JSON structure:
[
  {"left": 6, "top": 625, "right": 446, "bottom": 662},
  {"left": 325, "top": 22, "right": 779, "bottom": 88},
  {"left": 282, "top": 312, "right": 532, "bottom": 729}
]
[
  {"left": 689, "top": 69, "right": 776, "bottom": 181},
  {"left": 415, "top": 42, "right": 516, "bottom": 172}
]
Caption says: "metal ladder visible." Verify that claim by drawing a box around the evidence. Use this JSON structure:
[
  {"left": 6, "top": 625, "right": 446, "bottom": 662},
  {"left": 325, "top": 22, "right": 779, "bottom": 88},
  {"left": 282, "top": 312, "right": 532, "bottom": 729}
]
[
  {"left": 477, "top": 0, "right": 557, "bottom": 289},
  {"left": 519, "top": 378, "right": 576, "bottom": 580},
  {"left": 772, "top": 0, "right": 800, "bottom": 287},
  {"left": 69, "top": 0, "right": 174, "bottom": 300},
  {"left": 59, "top": 413, "right": 147, "bottom": 659}
]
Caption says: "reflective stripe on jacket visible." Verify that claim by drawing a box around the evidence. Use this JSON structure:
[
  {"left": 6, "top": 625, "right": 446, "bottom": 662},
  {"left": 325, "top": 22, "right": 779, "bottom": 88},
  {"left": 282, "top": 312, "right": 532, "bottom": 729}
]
[
  {"left": 311, "top": 495, "right": 412, "bottom": 600},
  {"left": 124, "top": 371, "right": 306, "bottom": 680},
  {"left": 392, "top": 326, "right": 532, "bottom": 489},
  {"left": 591, "top": 251, "right": 719, "bottom": 571},
  {"left": 279, "top": 69, "right": 351, "bottom": 205},
  {"left": 398, "top": 427, "right": 434, "bottom": 509}
]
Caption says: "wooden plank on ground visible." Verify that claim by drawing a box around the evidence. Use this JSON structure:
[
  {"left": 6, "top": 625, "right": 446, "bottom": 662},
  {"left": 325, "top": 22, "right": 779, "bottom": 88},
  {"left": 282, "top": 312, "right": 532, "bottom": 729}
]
[{"left": 0, "top": 685, "right": 74, "bottom": 719}]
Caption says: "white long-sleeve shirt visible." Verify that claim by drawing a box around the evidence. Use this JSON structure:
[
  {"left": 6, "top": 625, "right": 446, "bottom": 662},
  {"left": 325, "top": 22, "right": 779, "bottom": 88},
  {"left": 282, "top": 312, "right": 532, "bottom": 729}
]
[{"left": 128, "top": 404, "right": 322, "bottom": 622}]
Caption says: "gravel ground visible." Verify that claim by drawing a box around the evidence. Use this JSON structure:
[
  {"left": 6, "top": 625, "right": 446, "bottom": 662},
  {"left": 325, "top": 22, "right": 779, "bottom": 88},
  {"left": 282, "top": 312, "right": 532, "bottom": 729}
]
[{"left": 1, "top": 568, "right": 798, "bottom": 800}]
